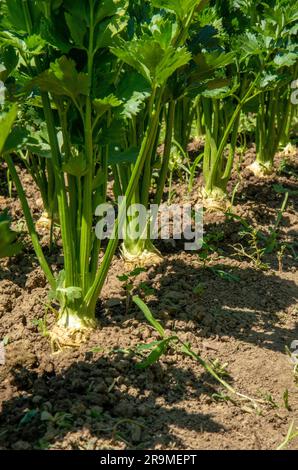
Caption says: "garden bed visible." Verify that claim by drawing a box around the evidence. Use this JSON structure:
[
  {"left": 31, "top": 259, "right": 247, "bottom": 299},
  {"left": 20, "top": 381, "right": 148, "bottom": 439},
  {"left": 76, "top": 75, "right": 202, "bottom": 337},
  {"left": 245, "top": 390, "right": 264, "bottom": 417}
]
[{"left": 0, "top": 148, "right": 297, "bottom": 450}]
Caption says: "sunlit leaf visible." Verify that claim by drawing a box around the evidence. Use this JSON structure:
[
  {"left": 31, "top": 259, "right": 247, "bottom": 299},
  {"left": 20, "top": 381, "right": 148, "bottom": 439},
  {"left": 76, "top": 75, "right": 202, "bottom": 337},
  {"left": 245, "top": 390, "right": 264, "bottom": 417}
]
[
  {"left": 111, "top": 38, "right": 191, "bottom": 85},
  {"left": 136, "top": 339, "right": 169, "bottom": 369},
  {"left": 133, "top": 296, "right": 165, "bottom": 337},
  {"left": 93, "top": 94, "right": 122, "bottom": 118},
  {"left": 151, "top": 0, "right": 207, "bottom": 20}
]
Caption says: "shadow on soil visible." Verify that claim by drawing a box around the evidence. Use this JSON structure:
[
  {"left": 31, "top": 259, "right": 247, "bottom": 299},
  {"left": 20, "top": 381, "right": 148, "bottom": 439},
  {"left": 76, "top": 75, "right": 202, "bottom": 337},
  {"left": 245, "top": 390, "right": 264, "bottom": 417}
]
[
  {"left": 128, "top": 258, "right": 298, "bottom": 354},
  {"left": 96, "top": 249, "right": 298, "bottom": 371},
  {"left": 0, "top": 352, "right": 224, "bottom": 450},
  {"left": 0, "top": 254, "right": 37, "bottom": 289}
]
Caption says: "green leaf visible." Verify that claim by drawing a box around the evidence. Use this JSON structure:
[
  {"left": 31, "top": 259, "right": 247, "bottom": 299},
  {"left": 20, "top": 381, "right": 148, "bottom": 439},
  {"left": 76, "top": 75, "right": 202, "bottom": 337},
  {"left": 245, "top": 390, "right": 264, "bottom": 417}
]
[
  {"left": 238, "top": 32, "right": 265, "bottom": 60},
  {"left": 136, "top": 339, "right": 169, "bottom": 369},
  {"left": 0, "top": 45, "right": 18, "bottom": 79},
  {"left": 116, "top": 72, "right": 151, "bottom": 119},
  {"left": 65, "top": 12, "right": 87, "bottom": 48},
  {"left": 3, "top": 127, "right": 29, "bottom": 154},
  {"left": 133, "top": 296, "right": 165, "bottom": 337},
  {"left": 95, "top": 15, "right": 127, "bottom": 50},
  {"left": 156, "top": 46, "right": 191, "bottom": 85},
  {"left": 274, "top": 53, "right": 298, "bottom": 68},
  {"left": 39, "top": 17, "right": 71, "bottom": 53},
  {"left": 0, "top": 211, "right": 22, "bottom": 258},
  {"left": 92, "top": 169, "right": 106, "bottom": 190},
  {"left": 24, "top": 35, "right": 46, "bottom": 55},
  {"left": 111, "top": 39, "right": 154, "bottom": 84},
  {"left": 94, "top": 0, "right": 128, "bottom": 24},
  {"left": 111, "top": 38, "right": 191, "bottom": 85},
  {"left": 26, "top": 136, "right": 52, "bottom": 159},
  {"left": 135, "top": 340, "right": 162, "bottom": 351},
  {"left": 6, "top": 0, "right": 28, "bottom": 32},
  {"left": 0, "top": 105, "right": 17, "bottom": 154},
  {"left": 117, "top": 274, "right": 129, "bottom": 282},
  {"left": 32, "top": 56, "right": 88, "bottom": 99},
  {"left": 63, "top": 0, "right": 88, "bottom": 23},
  {"left": 63, "top": 155, "right": 87, "bottom": 177},
  {"left": 201, "top": 85, "right": 230, "bottom": 99},
  {"left": 151, "top": 0, "right": 205, "bottom": 20},
  {"left": 93, "top": 0, "right": 128, "bottom": 51},
  {"left": 259, "top": 73, "right": 279, "bottom": 89},
  {"left": 0, "top": 64, "right": 6, "bottom": 80},
  {"left": 129, "top": 267, "right": 147, "bottom": 276},
  {"left": 48, "top": 270, "right": 65, "bottom": 301},
  {"left": 19, "top": 409, "right": 39, "bottom": 426},
  {"left": 40, "top": 411, "right": 53, "bottom": 422},
  {"left": 108, "top": 146, "right": 138, "bottom": 165},
  {"left": 56, "top": 286, "right": 82, "bottom": 303},
  {"left": 93, "top": 94, "right": 122, "bottom": 118},
  {"left": 121, "top": 91, "right": 149, "bottom": 119},
  {"left": 96, "top": 119, "right": 125, "bottom": 145},
  {"left": 193, "top": 51, "right": 235, "bottom": 80},
  {"left": 210, "top": 268, "right": 240, "bottom": 283},
  {"left": 149, "top": 15, "right": 177, "bottom": 48}
]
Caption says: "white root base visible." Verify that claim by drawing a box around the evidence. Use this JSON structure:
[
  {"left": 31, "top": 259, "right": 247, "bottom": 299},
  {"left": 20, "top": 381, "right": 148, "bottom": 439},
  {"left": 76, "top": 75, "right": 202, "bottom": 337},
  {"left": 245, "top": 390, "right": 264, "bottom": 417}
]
[
  {"left": 36, "top": 212, "right": 53, "bottom": 231},
  {"left": 57, "top": 314, "right": 96, "bottom": 330},
  {"left": 121, "top": 243, "right": 162, "bottom": 268},
  {"left": 202, "top": 188, "right": 230, "bottom": 213},
  {"left": 282, "top": 143, "right": 297, "bottom": 157},
  {"left": 247, "top": 161, "right": 273, "bottom": 178},
  {"left": 49, "top": 313, "right": 97, "bottom": 352}
]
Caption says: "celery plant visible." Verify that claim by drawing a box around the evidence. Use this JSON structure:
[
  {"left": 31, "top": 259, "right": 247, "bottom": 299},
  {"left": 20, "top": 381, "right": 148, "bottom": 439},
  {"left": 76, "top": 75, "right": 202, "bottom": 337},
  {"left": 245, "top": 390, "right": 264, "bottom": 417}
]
[
  {"left": 17, "top": 107, "right": 58, "bottom": 228},
  {"left": 234, "top": 0, "right": 298, "bottom": 176},
  {"left": 0, "top": 7, "right": 58, "bottom": 226},
  {"left": 254, "top": 84, "right": 295, "bottom": 176},
  {"left": 200, "top": 73, "right": 262, "bottom": 208},
  {"left": 187, "top": 7, "right": 260, "bottom": 208},
  {"left": 0, "top": 0, "right": 204, "bottom": 335},
  {"left": 107, "top": 1, "right": 206, "bottom": 264},
  {"left": 0, "top": 107, "right": 27, "bottom": 258},
  {"left": 253, "top": 61, "right": 298, "bottom": 176},
  {"left": 189, "top": 0, "right": 298, "bottom": 205},
  {"left": 173, "top": 96, "right": 197, "bottom": 151},
  {"left": 1, "top": 0, "right": 131, "bottom": 330}
]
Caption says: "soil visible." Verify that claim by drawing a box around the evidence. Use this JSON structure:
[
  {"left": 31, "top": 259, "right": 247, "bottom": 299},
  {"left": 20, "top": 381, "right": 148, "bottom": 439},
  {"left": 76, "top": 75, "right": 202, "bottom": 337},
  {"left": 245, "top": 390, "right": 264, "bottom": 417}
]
[{"left": 0, "top": 147, "right": 297, "bottom": 450}]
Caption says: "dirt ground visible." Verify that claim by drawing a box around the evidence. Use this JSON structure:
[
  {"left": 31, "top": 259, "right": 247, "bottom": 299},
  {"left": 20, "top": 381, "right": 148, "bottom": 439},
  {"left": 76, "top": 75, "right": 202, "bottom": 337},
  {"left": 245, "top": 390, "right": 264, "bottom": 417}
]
[{"left": 0, "top": 147, "right": 297, "bottom": 450}]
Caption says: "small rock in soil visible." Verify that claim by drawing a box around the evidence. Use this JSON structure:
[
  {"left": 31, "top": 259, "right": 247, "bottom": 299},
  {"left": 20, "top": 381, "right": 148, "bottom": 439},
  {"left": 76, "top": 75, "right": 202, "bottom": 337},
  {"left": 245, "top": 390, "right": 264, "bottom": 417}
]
[
  {"left": 113, "top": 399, "right": 135, "bottom": 418},
  {"left": 131, "top": 424, "right": 142, "bottom": 443}
]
